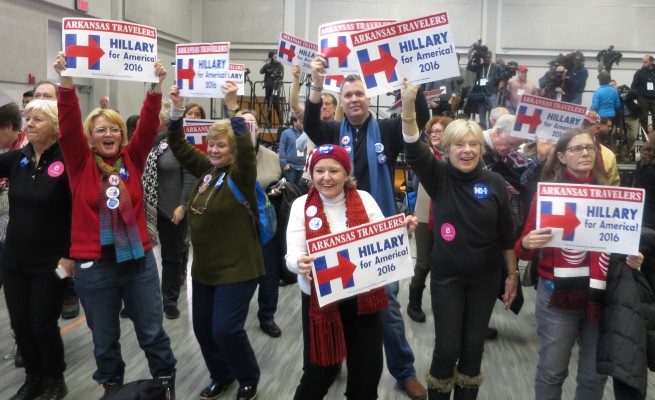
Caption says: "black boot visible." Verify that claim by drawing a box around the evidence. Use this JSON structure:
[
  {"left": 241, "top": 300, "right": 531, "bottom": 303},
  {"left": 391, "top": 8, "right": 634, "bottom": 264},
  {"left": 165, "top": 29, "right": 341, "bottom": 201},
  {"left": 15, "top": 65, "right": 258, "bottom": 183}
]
[
  {"left": 34, "top": 377, "right": 67, "bottom": 400},
  {"left": 407, "top": 286, "right": 426, "bottom": 322},
  {"left": 426, "top": 372, "right": 454, "bottom": 400},
  {"left": 10, "top": 374, "right": 42, "bottom": 400},
  {"left": 453, "top": 371, "right": 483, "bottom": 400}
]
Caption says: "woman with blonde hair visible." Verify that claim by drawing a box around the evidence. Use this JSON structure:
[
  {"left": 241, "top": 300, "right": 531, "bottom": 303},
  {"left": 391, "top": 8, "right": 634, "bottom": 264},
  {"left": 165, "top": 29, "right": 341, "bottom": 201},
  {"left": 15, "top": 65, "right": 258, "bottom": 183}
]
[
  {"left": 167, "top": 82, "right": 263, "bottom": 400},
  {"left": 2, "top": 99, "right": 72, "bottom": 400},
  {"left": 54, "top": 52, "right": 176, "bottom": 398}
]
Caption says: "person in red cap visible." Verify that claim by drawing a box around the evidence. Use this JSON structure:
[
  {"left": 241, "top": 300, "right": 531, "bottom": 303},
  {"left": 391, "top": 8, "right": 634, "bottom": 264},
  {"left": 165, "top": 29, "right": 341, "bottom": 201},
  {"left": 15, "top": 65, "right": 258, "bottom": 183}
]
[
  {"left": 505, "top": 65, "right": 538, "bottom": 114},
  {"left": 285, "top": 144, "right": 417, "bottom": 400}
]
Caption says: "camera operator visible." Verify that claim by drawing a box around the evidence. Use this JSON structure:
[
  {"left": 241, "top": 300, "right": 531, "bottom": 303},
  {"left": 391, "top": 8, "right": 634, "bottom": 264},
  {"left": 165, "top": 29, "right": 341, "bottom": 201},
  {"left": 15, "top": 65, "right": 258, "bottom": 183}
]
[
  {"left": 260, "top": 50, "right": 285, "bottom": 129},
  {"left": 466, "top": 42, "right": 499, "bottom": 129},
  {"left": 540, "top": 65, "right": 577, "bottom": 103},
  {"left": 568, "top": 52, "right": 588, "bottom": 105},
  {"left": 504, "top": 65, "right": 537, "bottom": 114},
  {"left": 631, "top": 55, "right": 655, "bottom": 135},
  {"left": 616, "top": 84, "right": 641, "bottom": 158}
]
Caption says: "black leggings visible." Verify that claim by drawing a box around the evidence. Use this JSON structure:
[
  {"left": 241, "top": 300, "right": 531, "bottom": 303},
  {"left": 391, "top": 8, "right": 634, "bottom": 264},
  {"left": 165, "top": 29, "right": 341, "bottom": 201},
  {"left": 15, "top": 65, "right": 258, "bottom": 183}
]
[
  {"left": 3, "top": 268, "right": 67, "bottom": 378},
  {"left": 294, "top": 293, "right": 383, "bottom": 400},
  {"left": 429, "top": 268, "right": 500, "bottom": 379}
]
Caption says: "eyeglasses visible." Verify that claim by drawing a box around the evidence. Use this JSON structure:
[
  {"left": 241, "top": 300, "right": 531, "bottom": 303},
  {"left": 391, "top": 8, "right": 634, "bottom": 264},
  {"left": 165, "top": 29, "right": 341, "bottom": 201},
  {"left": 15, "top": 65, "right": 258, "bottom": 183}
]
[
  {"left": 429, "top": 129, "right": 443, "bottom": 135},
  {"left": 566, "top": 145, "right": 597, "bottom": 154},
  {"left": 94, "top": 126, "right": 122, "bottom": 134}
]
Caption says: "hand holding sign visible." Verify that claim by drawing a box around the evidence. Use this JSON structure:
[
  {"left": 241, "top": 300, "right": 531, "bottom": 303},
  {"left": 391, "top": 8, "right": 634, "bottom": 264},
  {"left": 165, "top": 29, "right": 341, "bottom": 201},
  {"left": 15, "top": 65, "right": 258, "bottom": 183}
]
[
  {"left": 297, "top": 254, "right": 316, "bottom": 281},
  {"left": 311, "top": 53, "right": 328, "bottom": 86},
  {"left": 520, "top": 227, "right": 554, "bottom": 250},
  {"left": 169, "top": 85, "right": 184, "bottom": 109},
  {"left": 221, "top": 80, "right": 239, "bottom": 111},
  {"left": 152, "top": 59, "right": 167, "bottom": 94},
  {"left": 54, "top": 52, "right": 74, "bottom": 89}
]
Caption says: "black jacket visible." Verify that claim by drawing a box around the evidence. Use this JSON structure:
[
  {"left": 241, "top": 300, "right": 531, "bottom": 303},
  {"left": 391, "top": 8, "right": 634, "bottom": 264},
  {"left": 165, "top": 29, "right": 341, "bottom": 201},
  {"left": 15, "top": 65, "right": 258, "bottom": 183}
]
[{"left": 597, "top": 228, "right": 655, "bottom": 398}]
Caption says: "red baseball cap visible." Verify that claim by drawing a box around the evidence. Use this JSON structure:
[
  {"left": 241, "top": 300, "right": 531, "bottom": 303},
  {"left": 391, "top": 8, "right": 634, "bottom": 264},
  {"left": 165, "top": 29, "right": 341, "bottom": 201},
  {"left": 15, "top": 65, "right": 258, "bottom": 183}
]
[{"left": 518, "top": 65, "right": 528, "bottom": 72}]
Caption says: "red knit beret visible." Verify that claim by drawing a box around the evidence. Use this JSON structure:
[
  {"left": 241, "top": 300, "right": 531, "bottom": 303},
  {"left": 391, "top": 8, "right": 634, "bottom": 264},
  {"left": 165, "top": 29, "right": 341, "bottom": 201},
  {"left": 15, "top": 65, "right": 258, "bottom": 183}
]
[{"left": 309, "top": 144, "right": 352, "bottom": 175}]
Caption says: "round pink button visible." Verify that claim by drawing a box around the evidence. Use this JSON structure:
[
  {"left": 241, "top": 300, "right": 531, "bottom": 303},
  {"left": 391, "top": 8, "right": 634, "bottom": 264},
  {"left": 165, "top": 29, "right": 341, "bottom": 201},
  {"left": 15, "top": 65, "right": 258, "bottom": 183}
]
[
  {"left": 48, "top": 161, "right": 65, "bottom": 177},
  {"left": 440, "top": 223, "right": 456, "bottom": 241}
]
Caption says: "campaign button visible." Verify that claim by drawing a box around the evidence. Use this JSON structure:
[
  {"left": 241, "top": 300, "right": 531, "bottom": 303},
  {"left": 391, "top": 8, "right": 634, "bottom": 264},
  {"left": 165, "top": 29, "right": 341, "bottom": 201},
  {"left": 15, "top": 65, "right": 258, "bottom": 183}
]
[
  {"left": 48, "top": 161, "right": 65, "bottom": 177},
  {"left": 108, "top": 174, "right": 120, "bottom": 186},
  {"left": 309, "top": 217, "right": 323, "bottom": 231},
  {"left": 306, "top": 205, "right": 318, "bottom": 217},
  {"left": 106, "top": 186, "right": 120, "bottom": 199},
  {"left": 107, "top": 198, "right": 120, "bottom": 210}
]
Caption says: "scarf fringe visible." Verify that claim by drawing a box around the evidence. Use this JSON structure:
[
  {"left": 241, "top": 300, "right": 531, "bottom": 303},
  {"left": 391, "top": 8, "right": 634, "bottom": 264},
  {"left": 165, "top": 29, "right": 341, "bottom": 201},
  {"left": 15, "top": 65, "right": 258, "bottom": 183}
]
[{"left": 548, "top": 291, "right": 588, "bottom": 311}]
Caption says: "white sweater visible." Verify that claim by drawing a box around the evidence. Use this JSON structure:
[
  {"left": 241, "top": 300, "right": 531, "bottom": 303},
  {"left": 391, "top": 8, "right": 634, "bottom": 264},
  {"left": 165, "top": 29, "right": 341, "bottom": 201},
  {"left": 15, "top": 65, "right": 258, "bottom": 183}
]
[{"left": 285, "top": 189, "right": 384, "bottom": 295}]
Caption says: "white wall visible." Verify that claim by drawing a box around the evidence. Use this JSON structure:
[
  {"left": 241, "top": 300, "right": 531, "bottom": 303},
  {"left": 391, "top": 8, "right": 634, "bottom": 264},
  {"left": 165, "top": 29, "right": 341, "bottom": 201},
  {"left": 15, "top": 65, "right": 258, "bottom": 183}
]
[{"left": 1, "top": 0, "right": 654, "bottom": 116}]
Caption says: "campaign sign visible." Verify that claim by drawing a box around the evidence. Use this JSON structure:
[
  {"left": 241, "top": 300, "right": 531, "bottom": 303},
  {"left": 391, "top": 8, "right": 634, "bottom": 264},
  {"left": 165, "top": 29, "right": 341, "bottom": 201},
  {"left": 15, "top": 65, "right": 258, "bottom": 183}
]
[
  {"left": 512, "top": 95, "right": 587, "bottom": 142},
  {"left": 277, "top": 33, "right": 318, "bottom": 73},
  {"left": 176, "top": 43, "right": 230, "bottom": 98},
  {"left": 350, "top": 12, "right": 459, "bottom": 97},
  {"left": 184, "top": 118, "right": 214, "bottom": 153},
  {"left": 307, "top": 214, "right": 413, "bottom": 307},
  {"left": 318, "top": 18, "right": 396, "bottom": 93},
  {"left": 228, "top": 64, "right": 245, "bottom": 95},
  {"left": 536, "top": 183, "right": 644, "bottom": 255},
  {"left": 62, "top": 18, "right": 158, "bottom": 82}
]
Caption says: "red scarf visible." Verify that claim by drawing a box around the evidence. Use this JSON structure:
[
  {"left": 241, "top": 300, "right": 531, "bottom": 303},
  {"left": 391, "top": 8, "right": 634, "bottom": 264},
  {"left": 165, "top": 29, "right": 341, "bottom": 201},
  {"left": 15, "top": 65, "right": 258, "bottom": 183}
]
[
  {"left": 305, "top": 186, "right": 388, "bottom": 366},
  {"left": 549, "top": 169, "right": 608, "bottom": 324}
]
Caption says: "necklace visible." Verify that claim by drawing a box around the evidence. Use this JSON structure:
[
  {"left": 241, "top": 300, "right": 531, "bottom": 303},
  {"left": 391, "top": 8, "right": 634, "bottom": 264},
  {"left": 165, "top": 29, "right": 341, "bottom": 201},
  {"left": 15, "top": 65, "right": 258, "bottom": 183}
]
[{"left": 189, "top": 170, "right": 226, "bottom": 215}]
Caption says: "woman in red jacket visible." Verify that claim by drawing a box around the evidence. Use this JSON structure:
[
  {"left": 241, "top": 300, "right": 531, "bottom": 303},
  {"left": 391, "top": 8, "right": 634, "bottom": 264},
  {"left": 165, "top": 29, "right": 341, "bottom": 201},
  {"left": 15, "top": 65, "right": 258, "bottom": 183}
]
[{"left": 53, "top": 52, "right": 176, "bottom": 398}]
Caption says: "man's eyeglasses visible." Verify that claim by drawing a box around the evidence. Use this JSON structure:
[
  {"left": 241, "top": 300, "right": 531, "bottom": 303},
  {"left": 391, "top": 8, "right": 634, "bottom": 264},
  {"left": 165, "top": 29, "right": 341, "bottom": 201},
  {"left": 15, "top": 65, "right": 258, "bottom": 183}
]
[
  {"left": 566, "top": 145, "right": 597, "bottom": 155},
  {"left": 94, "top": 126, "right": 122, "bottom": 134}
]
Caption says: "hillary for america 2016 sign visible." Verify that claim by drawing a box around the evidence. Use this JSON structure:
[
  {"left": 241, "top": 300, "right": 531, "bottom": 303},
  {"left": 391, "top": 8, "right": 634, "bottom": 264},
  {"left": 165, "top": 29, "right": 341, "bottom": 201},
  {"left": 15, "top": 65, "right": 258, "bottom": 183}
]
[
  {"left": 512, "top": 95, "right": 587, "bottom": 143},
  {"left": 176, "top": 43, "right": 230, "bottom": 98},
  {"left": 318, "top": 19, "right": 396, "bottom": 93},
  {"left": 62, "top": 18, "right": 158, "bottom": 82},
  {"left": 307, "top": 214, "right": 413, "bottom": 307},
  {"left": 277, "top": 33, "right": 318, "bottom": 74},
  {"left": 349, "top": 12, "right": 459, "bottom": 97},
  {"left": 536, "top": 183, "right": 645, "bottom": 255},
  {"left": 184, "top": 118, "right": 214, "bottom": 153}
]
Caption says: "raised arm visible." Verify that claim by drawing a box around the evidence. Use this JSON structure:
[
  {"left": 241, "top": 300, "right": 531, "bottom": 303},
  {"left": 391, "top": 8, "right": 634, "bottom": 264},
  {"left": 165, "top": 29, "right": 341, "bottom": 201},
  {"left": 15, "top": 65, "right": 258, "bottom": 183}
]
[
  {"left": 289, "top": 64, "right": 305, "bottom": 121},
  {"left": 53, "top": 51, "right": 89, "bottom": 178},
  {"left": 302, "top": 54, "right": 337, "bottom": 146}
]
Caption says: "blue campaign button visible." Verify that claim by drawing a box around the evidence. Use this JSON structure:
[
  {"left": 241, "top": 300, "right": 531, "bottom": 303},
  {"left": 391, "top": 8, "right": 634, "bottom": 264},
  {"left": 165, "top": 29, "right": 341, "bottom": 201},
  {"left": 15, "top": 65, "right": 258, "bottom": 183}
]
[
  {"left": 473, "top": 183, "right": 489, "bottom": 199},
  {"left": 374, "top": 142, "right": 384, "bottom": 153},
  {"left": 377, "top": 154, "right": 387, "bottom": 164},
  {"left": 318, "top": 145, "right": 334, "bottom": 154}
]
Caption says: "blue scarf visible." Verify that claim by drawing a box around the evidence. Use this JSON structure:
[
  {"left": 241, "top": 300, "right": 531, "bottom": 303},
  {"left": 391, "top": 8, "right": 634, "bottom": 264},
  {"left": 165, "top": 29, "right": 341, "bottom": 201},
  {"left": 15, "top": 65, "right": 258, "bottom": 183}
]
[{"left": 339, "top": 115, "right": 395, "bottom": 217}]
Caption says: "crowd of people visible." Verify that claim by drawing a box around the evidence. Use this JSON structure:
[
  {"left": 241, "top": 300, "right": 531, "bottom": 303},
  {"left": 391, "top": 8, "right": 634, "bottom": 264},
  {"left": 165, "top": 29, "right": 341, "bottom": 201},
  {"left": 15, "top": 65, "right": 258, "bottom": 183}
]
[{"left": 1, "top": 44, "right": 654, "bottom": 400}]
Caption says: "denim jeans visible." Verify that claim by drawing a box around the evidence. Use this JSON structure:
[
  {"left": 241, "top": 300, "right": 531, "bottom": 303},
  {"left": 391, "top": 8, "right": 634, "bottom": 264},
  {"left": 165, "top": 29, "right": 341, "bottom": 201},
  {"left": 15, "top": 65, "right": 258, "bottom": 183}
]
[
  {"left": 282, "top": 168, "right": 303, "bottom": 187},
  {"left": 381, "top": 280, "right": 417, "bottom": 383},
  {"left": 534, "top": 279, "right": 607, "bottom": 400},
  {"left": 192, "top": 278, "right": 260, "bottom": 386},
  {"left": 74, "top": 250, "right": 176, "bottom": 384},
  {"left": 258, "top": 236, "right": 281, "bottom": 325}
]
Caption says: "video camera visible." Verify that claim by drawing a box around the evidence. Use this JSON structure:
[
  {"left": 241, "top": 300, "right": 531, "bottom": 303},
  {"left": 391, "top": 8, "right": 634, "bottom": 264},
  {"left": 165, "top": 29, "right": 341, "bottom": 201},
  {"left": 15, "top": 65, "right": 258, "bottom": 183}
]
[
  {"left": 468, "top": 39, "right": 488, "bottom": 68},
  {"left": 596, "top": 45, "right": 623, "bottom": 72},
  {"left": 497, "top": 61, "right": 518, "bottom": 82}
]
